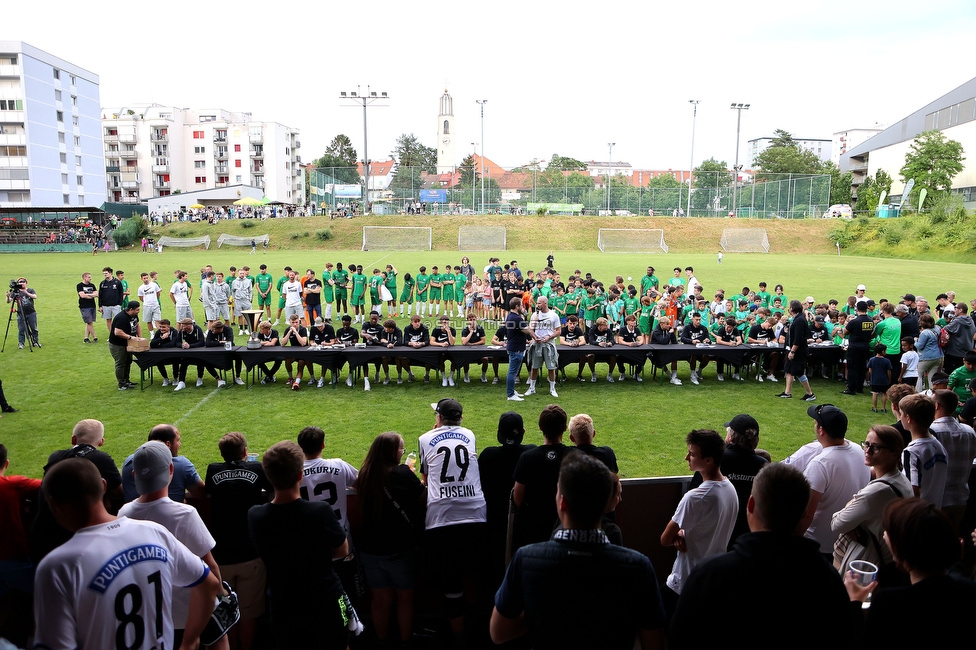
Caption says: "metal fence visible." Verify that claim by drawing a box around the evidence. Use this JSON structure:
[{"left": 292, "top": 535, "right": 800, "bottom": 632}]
[{"left": 307, "top": 167, "right": 831, "bottom": 218}]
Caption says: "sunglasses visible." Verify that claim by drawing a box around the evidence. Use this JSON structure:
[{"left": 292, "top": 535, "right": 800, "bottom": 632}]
[{"left": 860, "top": 442, "right": 890, "bottom": 454}]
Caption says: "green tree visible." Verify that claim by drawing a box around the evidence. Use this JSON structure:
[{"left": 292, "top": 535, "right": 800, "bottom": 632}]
[
  {"left": 547, "top": 154, "right": 587, "bottom": 172},
  {"left": 312, "top": 134, "right": 360, "bottom": 185},
  {"left": 389, "top": 133, "right": 436, "bottom": 195},
  {"left": 753, "top": 128, "right": 823, "bottom": 178},
  {"left": 854, "top": 169, "right": 893, "bottom": 213},
  {"left": 691, "top": 158, "right": 730, "bottom": 213},
  {"left": 899, "top": 130, "right": 965, "bottom": 208},
  {"left": 821, "top": 161, "right": 853, "bottom": 207}
]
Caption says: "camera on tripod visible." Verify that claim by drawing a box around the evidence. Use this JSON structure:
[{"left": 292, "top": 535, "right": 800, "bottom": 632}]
[{"left": 8, "top": 279, "right": 21, "bottom": 294}]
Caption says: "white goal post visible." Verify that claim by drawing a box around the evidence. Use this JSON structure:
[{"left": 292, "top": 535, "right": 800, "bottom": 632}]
[
  {"left": 217, "top": 233, "right": 270, "bottom": 248},
  {"left": 597, "top": 229, "right": 669, "bottom": 253},
  {"left": 720, "top": 228, "right": 770, "bottom": 253},
  {"left": 362, "top": 226, "right": 432, "bottom": 251},
  {"left": 157, "top": 235, "right": 211, "bottom": 250},
  {"left": 458, "top": 226, "right": 507, "bottom": 251}
]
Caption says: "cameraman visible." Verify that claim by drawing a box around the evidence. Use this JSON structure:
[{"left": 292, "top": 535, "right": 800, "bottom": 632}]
[{"left": 5, "top": 277, "right": 39, "bottom": 349}]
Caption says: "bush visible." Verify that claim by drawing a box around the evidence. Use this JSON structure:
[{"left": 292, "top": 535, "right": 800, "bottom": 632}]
[
  {"left": 240, "top": 220, "right": 256, "bottom": 229},
  {"left": 110, "top": 216, "right": 150, "bottom": 248},
  {"left": 315, "top": 228, "right": 334, "bottom": 241}
]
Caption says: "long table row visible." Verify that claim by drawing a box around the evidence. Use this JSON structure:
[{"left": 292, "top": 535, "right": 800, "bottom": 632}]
[{"left": 134, "top": 344, "right": 844, "bottom": 389}]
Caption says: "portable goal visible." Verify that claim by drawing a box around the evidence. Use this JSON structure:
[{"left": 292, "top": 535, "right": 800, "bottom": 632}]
[
  {"left": 157, "top": 235, "right": 211, "bottom": 250},
  {"left": 216, "top": 233, "right": 269, "bottom": 248},
  {"left": 720, "top": 228, "right": 770, "bottom": 253},
  {"left": 597, "top": 229, "right": 669, "bottom": 253},
  {"left": 362, "top": 226, "right": 432, "bottom": 251},
  {"left": 458, "top": 225, "right": 507, "bottom": 251}
]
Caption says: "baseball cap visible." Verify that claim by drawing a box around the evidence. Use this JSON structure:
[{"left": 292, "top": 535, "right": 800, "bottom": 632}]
[
  {"left": 857, "top": 284, "right": 866, "bottom": 291},
  {"left": 313, "top": 317, "right": 325, "bottom": 326},
  {"left": 866, "top": 299, "right": 876, "bottom": 306},
  {"left": 807, "top": 404, "right": 848, "bottom": 438},
  {"left": 431, "top": 398, "right": 463, "bottom": 420},
  {"left": 805, "top": 296, "right": 815, "bottom": 304},
  {"left": 132, "top": 441, "right": 172, "bottom": 495},
  {"left": 496, "top": 411, "right": 525, "bottom": 446},
  {"left": 901, "top": 293, "right": 916, "bottom": 302},
  {"left": 725, "top": 414, "right": 759, "bottom": 437},
  {"left": 815, "top": 315, "right": 825, "bottom": 323}
]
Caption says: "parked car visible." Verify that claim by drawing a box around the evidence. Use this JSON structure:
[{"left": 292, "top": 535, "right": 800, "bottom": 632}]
[{"left": 822, "top": 204, "right": 853, "bottom": 218}]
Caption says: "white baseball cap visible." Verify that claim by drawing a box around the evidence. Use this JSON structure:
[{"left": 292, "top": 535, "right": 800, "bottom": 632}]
[{"left": 856, "top": 284, "right": 866, "bottom": 291}]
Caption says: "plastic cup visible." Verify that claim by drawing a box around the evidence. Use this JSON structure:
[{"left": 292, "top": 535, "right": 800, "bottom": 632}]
[
  {"left": 247, "top": 453, "right": 258, "bottom": 462},
  {"left": 849, "top": 560, "right": 878, "bottom": 586}
]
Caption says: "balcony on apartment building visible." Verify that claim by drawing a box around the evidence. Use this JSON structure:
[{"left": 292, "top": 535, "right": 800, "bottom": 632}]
[
  {"left": 0, "top": 63, "right": 22, "bottom": 79},
  {"left": 104, "top": 132, "right": 119, "bottom": 144},
  {"left": 215, "top": 166, "right": 229, "bottom": 174},
  {"left": 214, "top": 149, "right": 229, "bottom": 161},
  {"left": 121, "top": 196, "right": 141, "bottom": 204},
  {"left": 249, "top": 132, "right": 263, "bottom": 144},
  {"left": 152, "top": 163, "right": 169, "bottom": 173},
  {"left": 119, "top": 149, "right": 138, "bottom": 160},
  {"left": 151, "top": 129, "right": 168, "bottom": 142},
  {"left": 105, "top": 165, "right": 121, "bottom": 173},
  {"left": 119, "top": 132, "right": 137, "bottom": 144},
  {"left": 250, "top": 146, "right": 264, "bottom": 159},
  {"left": 214, "top": 132, "right": 227, "bottom": 143},
  {"left": 153, "top": 179, "right": 170, "bottom": 189}
]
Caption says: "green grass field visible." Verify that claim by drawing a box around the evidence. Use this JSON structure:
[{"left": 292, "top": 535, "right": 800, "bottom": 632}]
[{"left": 2, "top": 244, "right": 973, "bottom": 481}]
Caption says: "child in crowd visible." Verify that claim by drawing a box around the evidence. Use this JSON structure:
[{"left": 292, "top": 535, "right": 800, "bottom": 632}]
[
  {"left": 948, "top": 351, "right": 976, "bottom": 405},
  {"left": 898, "top": 336, "right": 919, "bottom": 386},
  {"left": 866, "top": 343, "right": 893, "bottom": 413}
]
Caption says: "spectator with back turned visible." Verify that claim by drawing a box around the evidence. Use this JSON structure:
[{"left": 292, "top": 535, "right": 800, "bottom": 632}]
[{"left": 843, "top": 300, "right": 875, "bottom": 395}]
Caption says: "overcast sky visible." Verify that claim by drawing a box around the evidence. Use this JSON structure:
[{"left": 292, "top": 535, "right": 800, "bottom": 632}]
[{"left": 10, "top": 0, "right": 975, "bottom": 170}]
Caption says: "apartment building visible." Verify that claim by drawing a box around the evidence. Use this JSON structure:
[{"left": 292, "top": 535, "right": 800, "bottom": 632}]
[
  {"left": 101, "top": 104, "right": 303, "bottom": 204},
  {"left": 0, "top": 41, "right": 106, "bottom": 208}
]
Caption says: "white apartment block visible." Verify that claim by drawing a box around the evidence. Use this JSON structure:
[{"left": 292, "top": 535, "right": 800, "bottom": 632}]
[
  {"left": 0, "top": 41, "right": 106, "bottom": 208},
  {"left": 101, "top": 104, "right": 303, "bottom": 205},
  {"left": 831, "top": 128, "right": 883, "bottom": 166},
  {"left": 748, "top": 136, "right": 832, "bottom": 166}
]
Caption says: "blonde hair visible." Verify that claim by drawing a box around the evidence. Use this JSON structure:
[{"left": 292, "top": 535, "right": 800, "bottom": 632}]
[
  {"left": 72, "top": 419, "right": 105, "bottom": 445},
  {"left": 569, "top": 413, "right": 595, "bottom": 445}
]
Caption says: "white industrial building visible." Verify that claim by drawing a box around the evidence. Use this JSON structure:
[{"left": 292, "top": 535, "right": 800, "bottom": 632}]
[
  {"left": 101, "top": 104, "right": 303, "bottom": 205},
  {"left": 840, "top": 76, "right": 976, "bottom": 208},
  {"left": 0, "top": 41, "right": 106, "bottom": 208}
]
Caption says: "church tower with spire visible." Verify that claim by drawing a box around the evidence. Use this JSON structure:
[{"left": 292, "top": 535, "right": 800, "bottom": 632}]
[{"left": 436, "top": 89, "right": 456, "bottom": 174}]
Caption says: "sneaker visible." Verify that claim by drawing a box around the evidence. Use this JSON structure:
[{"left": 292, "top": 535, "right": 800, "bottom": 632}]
[
  {"left": 308, "top": 378, "right": 316, "bottom": 386},
  {"left": 317, "top": 378, "right": 325, "bottom": 388},
  {"left": 524, "top": 386, "right": 536, "bottom": 396},
  {"left": 84, "top": 338, "right": 90, "bottom": 343},
  {"left": 463, "top": 375, "right": 470, "bottom": 383},
  {"left": 118, "top": 384, "right": 129, "bottom": 391},
  {"left": 507, "top": 393, "right": 524, "bottom": 401},
  {"left": 1, "top": 406, "right": 16, "bottom": 413},
  {"left": 591, "top": 376, "right": 597, "bottom": 383},
  {"left": 690, "top": 374, "right": 700, "bottom": 385},
  {"left": 292, "top": 380, "right": 301, "bottom": 391},
  {"left": 260, "top": 377, "right": 269, "bottom": 385},
  {"left": 285, "top": 378, "right": 293, "bottom": 387},
  {"left": 757, "top": 374, "right": 764, "bottom": 383},
  {"left": 408, "top": 372, "right": 416, "bottom": 382},
  {"left": 733, "top": 373, "right": 741, "bottom": 381},
  {"left": 442, "top": 376, "right": 448, "bottom": 387},
  {"left": 196, "top": 378, "right": 204, "bottom": 387},
  {"left": 776, "top": 392, "right": 792, "bottom": 398},
  {"left": 93, "top": 337, "right": 98, "bottom": 343},
  {"left": 269, "top": 376, "right": 276, "bottom": 383},
  {"left": 514, "top": 378, "right": 520, "bottom": 384},
  {"left": 161, "top": 379, "right": 171, "bottom": 387},
  {"left": 871, "top": 407, "right": 878, "bottom": 413},
  {"left": 448, "top": 376, "right": 455, "bottom": 387},
  {"left": 174, "top": 381, "right": 186, "bottom": 391},
  {"left": 607, "top": 376, "right": 614, "bottom": 383},
  {"left": 217, "top": 379, "right": 226, "bottom": 388},
  {"left": 424, "top": 376, "right": 430, "bottom": 384},
  {"left": 238, "top": 329, "right": 245, "bottom": 337},
  {"left": 767, "top": 374, "right": 778, "bottom": 382},
  {"left": 801, "top": 393, "right": 817, "bottom": 401},
  {"left": 671, "top": 376, "right": 683, "bottom": 385},
  {"left": 397, "top": 378, "right": 403, "bottom": 385},
  {"left": 272, "top": 319, "right": 279, "bottom": 326},
  {"left": 618, "top": 374, "right": 625, "bottom": 382},
  {"left": 18, "top": 344, "right": 23, "bottom": 349},
  {"left": 346, "top": 377, "right": 353, "bottom": 387},
  {"left": 364, "top": 378, "right": 370, "bottom": 392},
  {"left": 235, "top": 377, "right": 245, "bottom": 385},
  {"left": 579, "top": 376, "right": 586, "bottom": 382},
  {"left": 383, "top": 377, "right": 390, "bottom": 385},
  {"left": 840, "top": 389, "right": 856, "bottom": 395},
  {"left": 717, "top": 373, "right": 724, "bottom": 382},
  {"left": 636, "top": 375, "right": 643, "bottom": 382},
  {"left": 481, "top": 375, "right": 488, "bottom": 383},
  {"left": 550, "top": 388, "right": 559, "bottom": 398},
  {"left": 492, "top": 377, "right": 499, "bottom": 384},
  {"left": 374, "top": 374, "right": 380, "bottom": 383}
]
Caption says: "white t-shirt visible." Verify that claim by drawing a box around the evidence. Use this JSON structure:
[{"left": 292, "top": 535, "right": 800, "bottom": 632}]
[
  {"left": 803, "top": 441, "right": 871, "bottom": 553},
  {"left": 530, "top": 309, "right": 560, "bottom": 339},
  {"left": 282, "top": 280, "right": 303, "bottom": 307},
  {"left": 782, "top": 440, "right": 823, "bottom": 474},
  {"left": 301, "top": 457, "right": 359, "bottom": 532},
  {"left": 33, "top": 516, "right": 208, "bottom": 650},
  {"left": 138, "top": 281, "right": 161, "bottom": 308},
  {"left": 904, "top": 435, "right": 948, "bottom": 508},
  {"left": 419, "top": 425, "right": 486, "bottom": 529},
  {"left": 170, "top": 281, "right": 190, "bottom": 307},
  {"left": 118, "top": 498, "right": 216, "bottom": 628},
  {"left": 666, "top": 478, "right": 738, "bottom": 594},
  {"left": 900, "top": 350, "right": 919, "bottom": 376}
]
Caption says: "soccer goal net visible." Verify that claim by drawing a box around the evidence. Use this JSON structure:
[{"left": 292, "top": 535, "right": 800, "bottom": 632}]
[
  {"left": 720, "top": 228, "right": 770, "bottom": 253},
  {"left": 597, "top": 229, "right": 669, "bottom": 253},
  {"left": 458, "top": 226, "right": 506, "bottom": 251},
  {"left": 216, "top": 233, "right": 269, "bottom": 248},
  {"left": 362, "top": 226, "right": 432, "bottom": 251},
  {"left": 157, "top": 235, "right": 211, "bottom": 250}
]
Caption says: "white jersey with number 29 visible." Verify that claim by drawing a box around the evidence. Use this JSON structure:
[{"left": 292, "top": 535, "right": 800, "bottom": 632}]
[
  {"left": 33, "top": 516, "right": 209, "bottom": 650},
  {"left": 419, "top": 425, "right": 486, "bottom": 530}
]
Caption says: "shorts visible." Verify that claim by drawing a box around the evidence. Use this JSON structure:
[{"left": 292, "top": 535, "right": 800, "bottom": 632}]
[
  {"left": 425, "top": 522, "right": 487, "bottom": 594},
  {"left": 429, "top": 289, "right": 441, "bottom": 301},
  {"left": 284, "top": 304, "right": 303, "bottom": 320},
  {"left": 335, "top": 289, "right": 348, "bottom": 300},
  {"left": 216, "top": 304, "right": 230, "bottom": 321},
  {"left": 100, "top": 305, "right": 121, "bottom": 321},
  {"left": 360, "top": 550, "right": 416, "bottom": 590},
  {"left": 465, "top": 297, "right": 474, "bottom": 309},
  {"left": 400, "top": 290, "right": 413, "bottom": 303},
  {"left": 351, "top": 293, "right": 365, "bottom": 307},
  {"left": 175, "top": 305, "right": 194, "bottom": 322},
  {"left": 257, "top": 293, "right": 272, "bottom": 307},
  {"left": 234, "top": 300, "right": 252, "bottom": 317},
  {"left": 277, "top": 296, "right": 286, "bottom": 309},
  {"left": 205, "top": 306, "right": 219, "bottom": 321},
  {"left": 219, "top": 558, "right": 267, "bottom": 619},
  {"left": 530, "top": 342, "right": 559, "bottom": 371},
  {"left": 80, "top": 307, "right": 97, "bottom": 323},
  {"left": 871, "top": 384, "right": 890, "bottom": 395},
  {"left": 142, "top": 304, "right": 162, "bottom": 323},
  {"left": 783, "top": 356, "right": 806, "bottom": 378},
  {"left": 443, "top": 288, "right": 455, "bottom": 302},
  {"left": 482, "top": 297, "right": 492, "bottom": 307}
]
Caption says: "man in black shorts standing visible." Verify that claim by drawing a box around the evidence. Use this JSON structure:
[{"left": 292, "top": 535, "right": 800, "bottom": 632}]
[{"left": 777, "top": 299, "right": 815, "bottom": 401}]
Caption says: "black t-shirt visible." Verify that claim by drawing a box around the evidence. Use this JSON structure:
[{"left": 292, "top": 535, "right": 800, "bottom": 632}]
[
  {"left": 505, "top": 312, "right": 529, "bottom": 352},
  {"left": 560, "top": 324, "right": 584, "bottom": 343},
  {"left": 491, "top": 279, "right": 504, "bottom": 301},
  {"left": 336, "top": 326, "right": 359, "bottom": 344},
  {"left": 304, "top": 279, "right": 322, "bottom": 307},
  {"left": 355, "top": 465, "right": 426, "bottom": 555},
  {"left": 108, "top": 310, "right": 138, "bottom": 345},
  {"left": 479, "top": 444, "right": 537, "bottom": 536},
  {"left": 493, "top": 326, "right": 509, "bottom": 344},
  {"left": 846, "top": 314, "right": 875, "bottom": 347},
  {"left": 257, "top": 329, "right": 280, "bottom": 344},
  {"left": 361, "top": 322, "right": 385, "bottom": 345},
  {"left": 205, "top": 329, "right": 234, "bottom": 346},
  {"left": 403, "top": 324, "right": 429, "bottom": 345},
  {"left": 77, "top": 281, "right": 96, "bottom": 309},
  {"left": 574, "top": 444, "right": 619, "bottom": 473},
  {"left": 98, "top": 277, "right": 123, "bottom": 307},
  {"left": 960, "top": 397, "right": 976, "bottom": 425},
  {"left": 286, "top": 326, "right": 308, "bottom": 346},
  {"left": 788, "top": 316, "right": 810, "bottom": 353},
  {"left": 718, "top": 327, "right": 741, "bottom": 344},
  {"left": 748, "top": 324, "right": 773, "bottom": 343},
  {"left": 586, "top": 327, "right": 613, "bottom": 346},
  {"left": 431, "top": 326, "right": 455, "bottom": 345},
  {"left": 248, "top": 499, "right": 347, "bottom": 638},
  {"left": 309, "top": 324, "right": 336, "bottom": 344},
  {"left": 205, "top": 460, "right": 271, "bottom": 565},
  {"left": 461, "top": 325, "right": 485, "bottom": 344},
  {"left": 618, "top": 326, "right": 641, "bottom": 344},
  {"left": 513, "top": 443, "right": 573, "bottom": 547},
  {"left": 680, "top": 322, "right": 711, "bottom": 345},
  {"left": 809, "top": 326, "right": 829, "bottom": 343}
]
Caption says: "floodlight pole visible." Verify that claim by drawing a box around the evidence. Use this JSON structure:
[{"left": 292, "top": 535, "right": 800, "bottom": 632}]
[
  {"left": 606, "top": 142, "right": 615, "bottom": 213},
  {"left": 340, "top": 86, "right": 388, "bottom": 214},
  {"left": 730, "top": 103, "right": 749, "bottom": 218},
  {"left": 687, "top": 100, "right": 700, "bottom": 217},
  {"left": 476, "top": 99, "right": 487, "bottom": 213}
]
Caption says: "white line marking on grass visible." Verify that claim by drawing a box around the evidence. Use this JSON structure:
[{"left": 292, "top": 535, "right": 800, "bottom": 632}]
[
  {"left": 175, "top": 389, "right": 220, "bottom": 427},
  {"left": 364, "top": 253, "right": 391, "bottom": 269}
]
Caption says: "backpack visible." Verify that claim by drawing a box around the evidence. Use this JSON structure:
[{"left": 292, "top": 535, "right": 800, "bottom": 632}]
[{"left": 938, "top": 326, "right": 950, "bottom": 349}]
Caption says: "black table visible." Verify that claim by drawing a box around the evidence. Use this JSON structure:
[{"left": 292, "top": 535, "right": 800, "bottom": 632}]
[{"left": 134, "top": 347, "right": 240, "bottom": 389}]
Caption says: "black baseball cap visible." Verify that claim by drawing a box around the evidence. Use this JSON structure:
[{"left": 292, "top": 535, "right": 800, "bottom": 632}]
[
  {"left": 725, "top": 414, "right": 759, "bottom": 437},
  {"left": 807, "top": 404, "right": 848, "bottom": 438},
  {"left": 431, "top": 398, "right": 462, "bottom": 420},
  {"left": 496, "top": 411, "right": 525, "bottom": 446}
]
